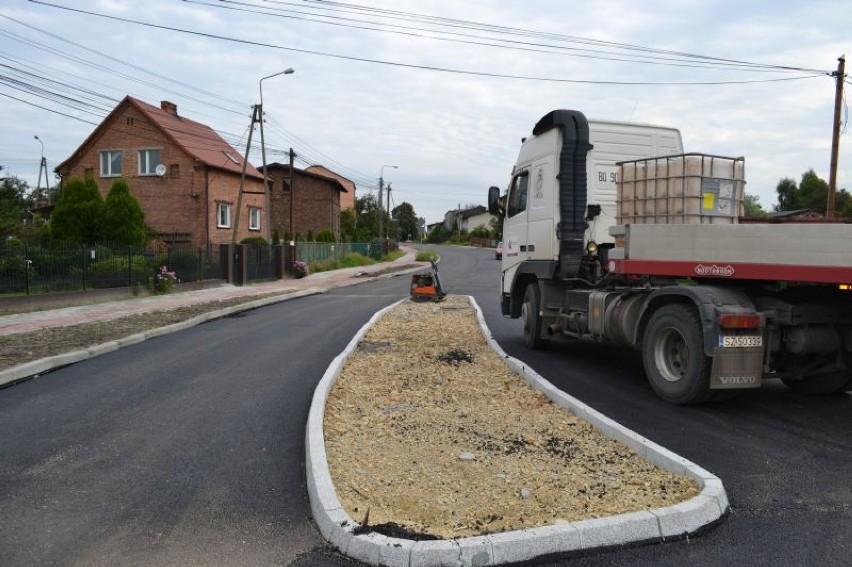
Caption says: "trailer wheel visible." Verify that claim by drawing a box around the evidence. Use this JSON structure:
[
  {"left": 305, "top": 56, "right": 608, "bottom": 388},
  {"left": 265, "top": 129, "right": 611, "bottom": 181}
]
[
  {"left": 782, "top": 371, "right": 851, "bottom": 394},
  {"left": 521, "top": 283, "right": 548, "bottom": 349},
  {"left": 642, "top": 304, "right": 713, "bottom": 404}
]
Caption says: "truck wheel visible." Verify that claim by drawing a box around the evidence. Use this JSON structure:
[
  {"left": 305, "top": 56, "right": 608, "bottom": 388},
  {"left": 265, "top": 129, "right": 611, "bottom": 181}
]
[
  {"left": 782, "top": 371, "right": 851, "bottom": 394},
  {"left": 521, "top": 283, "right": 548, "bottom": 349},
  {"left": 642, "top": 304, "right": 713, "bottom": 404}
]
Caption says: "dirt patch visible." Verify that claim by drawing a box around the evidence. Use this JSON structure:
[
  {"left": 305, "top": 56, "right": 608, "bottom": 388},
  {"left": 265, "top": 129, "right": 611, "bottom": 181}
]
[
  {"left": 324, "top": 296, "right": 700, "bottom": 539},
  {"left": 0, "top": 293, "right": 289, "bottom": 371}
]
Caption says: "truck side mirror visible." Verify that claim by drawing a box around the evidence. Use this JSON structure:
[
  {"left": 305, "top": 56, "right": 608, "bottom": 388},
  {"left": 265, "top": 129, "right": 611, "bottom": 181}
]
[{"left": 488, "top": 186, "right": 503, "bottom": 216}]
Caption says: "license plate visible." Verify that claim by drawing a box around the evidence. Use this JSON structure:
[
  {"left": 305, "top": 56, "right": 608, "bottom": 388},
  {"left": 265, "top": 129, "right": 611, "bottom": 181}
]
[{"left": 720, "top": 335, "right": 763, "bottom": 348}]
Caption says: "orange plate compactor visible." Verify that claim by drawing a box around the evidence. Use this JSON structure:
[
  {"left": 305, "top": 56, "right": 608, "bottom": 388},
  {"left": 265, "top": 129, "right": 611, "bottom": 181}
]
[{"left": 410, "top": 259, "right": 446, "bottom": 302}]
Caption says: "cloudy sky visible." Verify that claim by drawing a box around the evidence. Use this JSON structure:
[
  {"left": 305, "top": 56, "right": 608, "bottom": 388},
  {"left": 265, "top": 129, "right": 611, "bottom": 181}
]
[{"left": 2, "top": 0, "right": 850, "bottom": 224}]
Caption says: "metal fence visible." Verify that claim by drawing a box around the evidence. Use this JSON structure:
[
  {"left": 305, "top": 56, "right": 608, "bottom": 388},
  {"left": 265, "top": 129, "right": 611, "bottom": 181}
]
[
  {"left": 295, "top": 241, "right": 395, "bottom": 263},
  {"left": 0, "top": 239, "right": 400, "bottom": 296},
  {"left": 0, "top": 240, "right": 226, "bottom": 296}
]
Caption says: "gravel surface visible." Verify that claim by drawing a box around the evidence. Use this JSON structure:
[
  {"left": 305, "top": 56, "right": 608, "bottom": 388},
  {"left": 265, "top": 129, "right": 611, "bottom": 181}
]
[{"left": 324, "top": 296, "right": 700, "bottom": 540}]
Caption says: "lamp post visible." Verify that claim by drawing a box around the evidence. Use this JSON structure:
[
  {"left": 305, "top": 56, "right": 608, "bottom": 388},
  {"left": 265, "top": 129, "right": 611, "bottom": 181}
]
[
  {"left": 234, "top": 68, "right": 295, "bottom": 245},
  {"left": 34, "top": 135, "right": 50, "bottom": 194},
  {"left": 259, "top": 68, "right": 294, "bottom": 242},
  {"left": 378, "top": 164, "right": 397, "bottom": 251}
]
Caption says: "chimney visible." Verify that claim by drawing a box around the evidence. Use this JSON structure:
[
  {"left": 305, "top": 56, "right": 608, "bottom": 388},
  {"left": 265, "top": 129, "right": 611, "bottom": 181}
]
[{"left": 160, "top": 101, "right": 178, "bottom": 116}]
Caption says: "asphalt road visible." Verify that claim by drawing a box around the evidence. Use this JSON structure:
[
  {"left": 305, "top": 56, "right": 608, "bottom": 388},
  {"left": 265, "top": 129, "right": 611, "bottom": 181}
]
[{"left": 1, "top": 245, "right": 850, "bottom": 566}]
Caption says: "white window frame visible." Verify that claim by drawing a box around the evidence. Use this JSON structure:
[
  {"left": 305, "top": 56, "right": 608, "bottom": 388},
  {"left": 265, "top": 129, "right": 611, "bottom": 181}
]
[
  {"left": 138, "top": 149, "right": 162, "bottom": 176},
  {"left": 217, "top": 203, "right": 232, "bottom": 229},
  {"left": 248, "top": 206, "right": 261, "bottom": 231},
  {"left": 99, "top": 150, "right": 123, "bottom": 177}
]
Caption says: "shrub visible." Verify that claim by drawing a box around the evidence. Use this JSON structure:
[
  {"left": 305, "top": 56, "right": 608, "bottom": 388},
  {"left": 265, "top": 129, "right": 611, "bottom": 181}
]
[
  {"left": 415, "top": 250, "right": 439, "bottom": 262},
  {"left": 316, "top": 229, "right": 335, "bottom": 243},
  {"left": 148, "top": 265, "right": 178, "bottom": 294},
  {"left": 292, "top": 260, "right": 309, "bottom": 278}
]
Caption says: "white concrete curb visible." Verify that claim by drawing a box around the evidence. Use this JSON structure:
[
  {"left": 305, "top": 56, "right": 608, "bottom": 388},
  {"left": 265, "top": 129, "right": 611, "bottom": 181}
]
[
  {"left": 305, "top": 295, "right": 728, "bottom": 566},
  {"left": 0, "top": 289, "right": 323, "bottom": 387}
]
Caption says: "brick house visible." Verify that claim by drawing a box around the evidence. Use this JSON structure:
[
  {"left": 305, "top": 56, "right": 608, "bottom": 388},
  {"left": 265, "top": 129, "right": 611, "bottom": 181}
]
[
  {"left": 305, "top": 164, "right": 356, "bottom": 210},
  {"left": 55, "top": 96, "right": 266, "bottom": 248},
  {"left": 263, "top": 163, "right": 348, "bottom": 241}
]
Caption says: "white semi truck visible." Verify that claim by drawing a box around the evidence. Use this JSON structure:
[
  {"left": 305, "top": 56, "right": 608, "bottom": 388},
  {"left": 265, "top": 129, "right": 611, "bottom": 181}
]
[{"left": 488, "top": 109, "right": 852, "bottom": 404}]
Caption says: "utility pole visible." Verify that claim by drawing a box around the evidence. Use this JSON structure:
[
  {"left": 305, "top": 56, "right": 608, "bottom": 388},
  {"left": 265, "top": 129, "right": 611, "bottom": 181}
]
[
  {"left": 827, "top": 55, "right": 846, "bottom": 219},
  {"left": 233, "top": 104, "right": 262, "bottom": 243},
  {"left": 258, "top": 104, "right": 272, "bottom": 242},
  {"left": 288, "top": 147, "right": 297, "bottom": 263},
  {"left": 386, "top": 182, "right": 392, "bottom": 242},
  {"left": 378, "top": 165, "right": 397, "bottom": 251},
  {"left": 377, "top": 175, "right": 384, "bottom": 246},
  {"left": 288, "top": 147, "right": 295, "bottom": 238}
]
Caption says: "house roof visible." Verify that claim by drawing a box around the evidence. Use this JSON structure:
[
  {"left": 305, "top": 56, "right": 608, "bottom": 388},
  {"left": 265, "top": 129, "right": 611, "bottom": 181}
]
[
  {"left": 56, "top": 96, "right": 263, "bottom": 180},
  {"left": 768, "top": 208, "right": 822, "bottom": 218},
  {"left": 263, "top": 162, "right": 348, "bottom": 192},
  {"left": 305, "top": 165, "right": 356, "bottom": 194}
]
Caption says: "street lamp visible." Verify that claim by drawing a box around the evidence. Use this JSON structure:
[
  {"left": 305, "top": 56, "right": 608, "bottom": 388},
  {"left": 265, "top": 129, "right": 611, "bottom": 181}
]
[
  {"left": 259, "top": 68, "right": 294, "bottom": 242},
  {"left": 378, "top": 164, "right": 398, "bottom": 250},
  {"left": 34, "top": 135, "right": 50, "bottom": 193},
  {"left": 234, "top": 67, "right": 295, "bottom": 245}
]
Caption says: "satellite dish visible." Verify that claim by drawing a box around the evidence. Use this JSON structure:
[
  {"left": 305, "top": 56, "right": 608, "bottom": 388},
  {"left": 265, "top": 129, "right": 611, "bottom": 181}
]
[{"left": 155, "top": 163, "right": 167, "bottom": 177}]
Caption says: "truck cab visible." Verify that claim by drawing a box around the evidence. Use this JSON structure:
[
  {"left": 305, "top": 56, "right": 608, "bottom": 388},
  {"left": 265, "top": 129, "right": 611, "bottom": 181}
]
[{"left": 495, "top": 110, "right": 682, "bottom": 317}]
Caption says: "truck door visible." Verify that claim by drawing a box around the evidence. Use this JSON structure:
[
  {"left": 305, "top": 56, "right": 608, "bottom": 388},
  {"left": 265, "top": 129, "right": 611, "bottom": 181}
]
[{"left": 503, "top": 169, "right": 530, "bottom": 273}]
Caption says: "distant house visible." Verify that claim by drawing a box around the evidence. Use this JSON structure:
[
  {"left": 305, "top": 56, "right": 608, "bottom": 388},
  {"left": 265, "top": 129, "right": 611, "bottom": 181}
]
[
  {"left": 305, "top": 165, "right": 356, "bottom": 210},
  {"left": 262, "top": 163, "right": 348, "bottom": 241},
  {"left": 443, "top": 205, "right": 495, "bottom": 233},
  {"left": 55, "top": 96, "right": 266, "bottom": 248}
]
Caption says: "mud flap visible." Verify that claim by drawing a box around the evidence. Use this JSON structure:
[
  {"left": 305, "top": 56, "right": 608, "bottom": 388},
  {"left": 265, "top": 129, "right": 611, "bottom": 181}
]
[{"left": 710, "top": 347, "right": 763, "bottom": 389}]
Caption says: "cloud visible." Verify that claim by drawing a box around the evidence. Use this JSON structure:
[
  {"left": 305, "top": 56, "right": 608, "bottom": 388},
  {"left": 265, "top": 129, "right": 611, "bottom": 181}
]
[{"left": 2, "top": 0, "right": 849, "bottom": 224}]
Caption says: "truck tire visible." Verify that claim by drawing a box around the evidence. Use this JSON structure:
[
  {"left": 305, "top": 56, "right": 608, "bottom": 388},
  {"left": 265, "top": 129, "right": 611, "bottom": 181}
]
[
  {"left": 522, "top": 283, "right": 548, "bottom": 349},
  {"left": 642, "top": 304, "right": 713, "bottom": 404},
  {"left": 782, "top": 371, "right": 851, "bottom": 394}
]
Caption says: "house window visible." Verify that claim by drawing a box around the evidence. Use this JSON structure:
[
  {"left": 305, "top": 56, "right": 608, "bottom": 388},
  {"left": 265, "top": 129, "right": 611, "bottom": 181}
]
[
  {"left": 248, "top": 207, "right": 261, "bottom": 231},
  {"left": 138, "top": 149, "right": 161, "bottom": 176},
  {"left": 217, "top": 203, "right": 232, "bottom": 228},
  {"left": 99, "top": 150, "right": 123, "bottom": 177}
]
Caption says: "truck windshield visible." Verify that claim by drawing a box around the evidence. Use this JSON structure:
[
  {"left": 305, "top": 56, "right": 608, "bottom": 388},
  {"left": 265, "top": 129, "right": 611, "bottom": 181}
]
[{"left": 507, "top": 171, "right": 529, "bottom": 218}]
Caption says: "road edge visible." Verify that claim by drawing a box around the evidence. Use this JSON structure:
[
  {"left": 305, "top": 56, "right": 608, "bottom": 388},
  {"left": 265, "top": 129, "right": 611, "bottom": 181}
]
[
  {"left": 305, "top": 295, "right": 729, "bottom": 566},
  {"left": 0, "top": 289, "right": 323, "bottom": 388}
]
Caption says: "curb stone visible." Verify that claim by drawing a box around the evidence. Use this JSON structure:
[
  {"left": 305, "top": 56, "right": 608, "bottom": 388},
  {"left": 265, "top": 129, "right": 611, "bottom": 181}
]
[
  {"left": 305, "top": 295, "right": 729, "bottom": 566},
  {"left": 0, "top": 257, "right": 429, "bottom": 388}
]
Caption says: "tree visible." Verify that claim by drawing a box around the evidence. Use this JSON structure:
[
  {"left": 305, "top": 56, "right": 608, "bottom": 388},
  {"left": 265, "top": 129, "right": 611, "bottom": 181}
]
[
  {"left": 353, "top": 194, "right": 381, "bottom": 241},
  {"left": 743, "top": 193, "right": 768, "bottom": 218},
  {"left": 48, "top": 175, "right": 104, "bottom": 244},
  {"left": 0, "top": 168, "right": 30, "bottom": 240},
  {"left": 102, "top": 178, "right": 145, "bottom": 245},
  {"left": 774, "top": 177, "right": 800, "bottom": 211},
  {"left": 340, "top": 208, "right": 357, "bottom": 242},
  {"left": 489, "top": 215, "right": 503, "bottom": 241},
  {"left": 775, "top": 169, "right": 830, "bottom": 213},
  {"left": 391, "top": 202, "right": 419, "bottom": 242},
  {"left": 426, "top": 223, "right": 451, "bottom": 243}
]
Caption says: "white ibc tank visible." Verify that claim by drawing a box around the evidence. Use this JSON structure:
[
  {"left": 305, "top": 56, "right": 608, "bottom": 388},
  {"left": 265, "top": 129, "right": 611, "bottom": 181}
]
[{"left": 617, "top": 154, "right": 745, "bottom": 225}]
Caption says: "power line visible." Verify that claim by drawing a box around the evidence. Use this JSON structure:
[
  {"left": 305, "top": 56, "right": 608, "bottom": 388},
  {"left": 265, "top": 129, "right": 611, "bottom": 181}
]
[
  {"left": 194, "top": 0, "right": 827, "bottom": 74},
  {"left": 29, "top": 1, "right": 829, "bottom": 86}
]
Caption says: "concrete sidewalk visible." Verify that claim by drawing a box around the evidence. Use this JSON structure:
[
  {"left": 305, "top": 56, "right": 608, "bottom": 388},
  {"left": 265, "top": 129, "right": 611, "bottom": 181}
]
[{"left": 0, "top": 247, "right": 426, "bottom": 336}]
